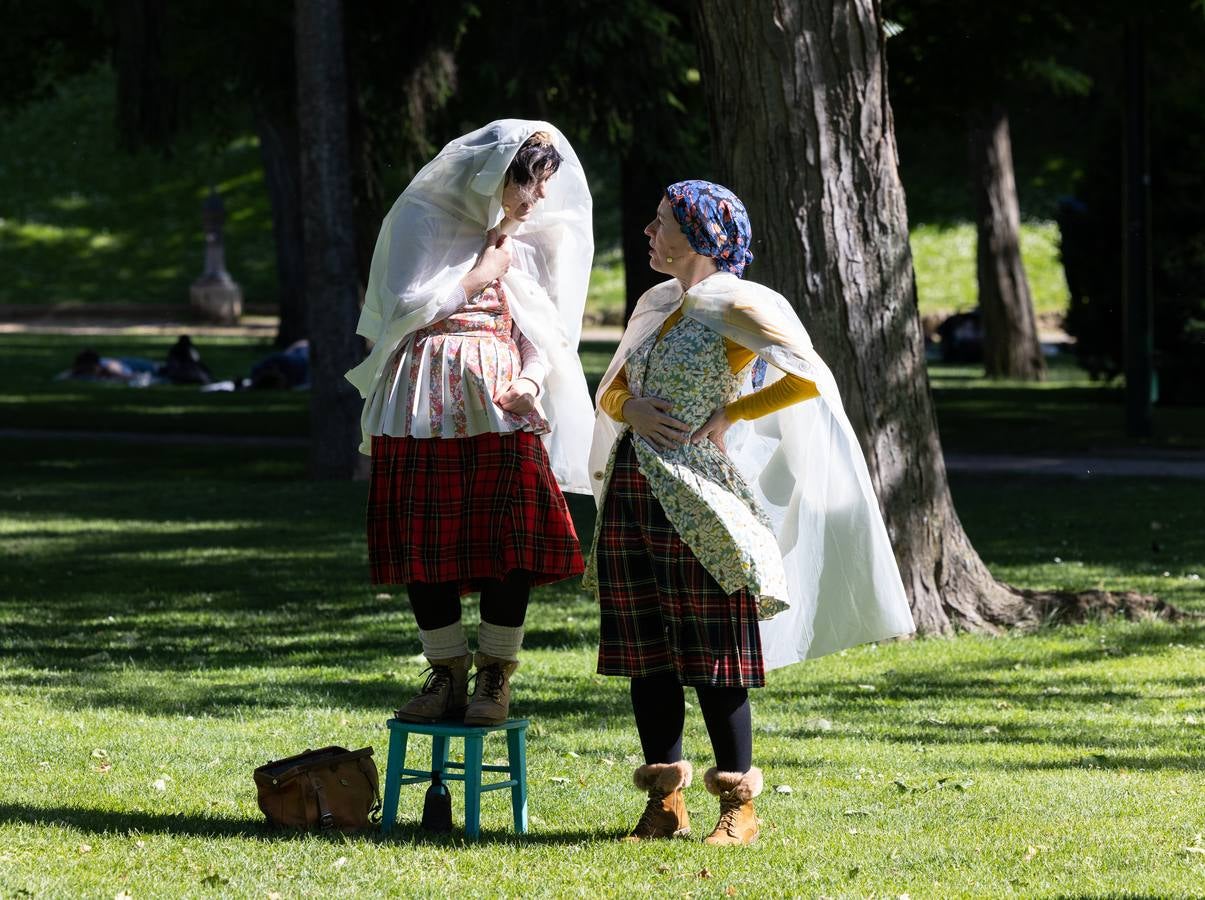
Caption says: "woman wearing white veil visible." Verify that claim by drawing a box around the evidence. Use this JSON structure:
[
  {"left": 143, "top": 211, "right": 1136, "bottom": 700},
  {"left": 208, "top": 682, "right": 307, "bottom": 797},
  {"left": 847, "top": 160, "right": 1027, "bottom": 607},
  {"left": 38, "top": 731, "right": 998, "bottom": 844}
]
[
  {"left": 586, "top": 181, "right": 915, "bottom": 845},
  {"left": 346, "top": 120, "right": 594, "bottom": 727}
]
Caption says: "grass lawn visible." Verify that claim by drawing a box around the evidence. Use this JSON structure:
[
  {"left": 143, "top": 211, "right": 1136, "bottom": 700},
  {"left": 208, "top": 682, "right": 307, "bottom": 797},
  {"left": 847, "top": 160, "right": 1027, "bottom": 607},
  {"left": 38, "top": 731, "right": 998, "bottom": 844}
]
[
  {"left": 5, "top": 332, "right": 1203, "bottom": 456},
  {"left": 3, "top": 67, "right": 1063, "bottom": 326},
  {"left": 910, "top": 221, "right": 1069, "bottom": 318},
  {"left": 0, "top": 435, "right": 1203, "bottom": 897}
]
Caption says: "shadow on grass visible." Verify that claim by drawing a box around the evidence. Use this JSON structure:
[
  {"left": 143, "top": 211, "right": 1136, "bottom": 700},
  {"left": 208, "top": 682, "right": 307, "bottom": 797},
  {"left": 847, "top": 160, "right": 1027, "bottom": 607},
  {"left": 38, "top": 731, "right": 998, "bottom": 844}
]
[{"left": 0, "top": 803, "right": 615, "bottom": 845}]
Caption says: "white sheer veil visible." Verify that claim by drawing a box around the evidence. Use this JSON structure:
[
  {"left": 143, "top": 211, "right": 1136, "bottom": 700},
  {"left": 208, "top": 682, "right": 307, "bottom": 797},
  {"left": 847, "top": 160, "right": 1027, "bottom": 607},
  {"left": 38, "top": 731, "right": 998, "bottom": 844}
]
[
  {"left": 346, "top": 119, "right": 595, "bottom": 493},
  {"left": 589, "top": 273, "right": 915, "bottom": 669}
]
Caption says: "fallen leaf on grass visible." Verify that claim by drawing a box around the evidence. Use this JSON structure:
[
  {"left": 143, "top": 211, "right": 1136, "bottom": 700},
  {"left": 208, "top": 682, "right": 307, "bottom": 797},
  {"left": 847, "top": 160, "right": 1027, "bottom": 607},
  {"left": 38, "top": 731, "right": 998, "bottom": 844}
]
[
  {"left": 725, "top": 887, "right": 737, "bottom": 897},
  {"left": 268, "top": 893, "right": 282, "bottom": 900},
  {"left": 843, "top": 808, "right": 870, "bottom": 816},
  {"left": 78, "top": 843, "right": 92, "bottom": 853},
  {"left": 857, "top": 684, "right": 877, "bottom": 692},
  {"left": 936, "top": 777, "right": 974, "bottom": 791},
  {"left": 332, "top": 857, "right": 347, "bottom": 870},
  {"left": 696, "top": 868, "right": 711, "bottom": 879},
  {"left": 549, "top": 776, "right": 570, "bottom": 785},
  {"left": 657, "top": 863, "right": 673, "bottom": 875},
  {"left": 91, "top": 749, "right": 109, "bottom": 759},
  {"left": 97, "top": 763, "right": 112, "bottom": 774},
  {"left": 1183, "top": 846, "right": 1205, "bottom": 856},
  {"left": 981, "top": 726, "right": 1000, "bottom": 735},
  {"left": 134, "top": 840, "right": 145, "bottom": 849},
  {"left": 152, "top": 778, "right": 168, "bottom": 792},
  {"left": 922, "top": 717, "right": 949, "bottom": 726},
  {"left": 115, "top": 892, "right": 133, "bottom": 900},
  {"left": 1023, "top": 845, "right": 1039, "bottom": 862},
  {"left": 774, "top": 784, "right": 793, "bottom": 795}
]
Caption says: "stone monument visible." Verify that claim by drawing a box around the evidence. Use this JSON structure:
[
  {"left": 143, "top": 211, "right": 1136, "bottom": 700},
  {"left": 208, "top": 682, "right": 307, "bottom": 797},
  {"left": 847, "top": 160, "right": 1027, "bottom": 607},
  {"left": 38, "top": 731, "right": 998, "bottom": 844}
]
[{"left": 189, "top": 188, "right": 243, "bottom": 323}]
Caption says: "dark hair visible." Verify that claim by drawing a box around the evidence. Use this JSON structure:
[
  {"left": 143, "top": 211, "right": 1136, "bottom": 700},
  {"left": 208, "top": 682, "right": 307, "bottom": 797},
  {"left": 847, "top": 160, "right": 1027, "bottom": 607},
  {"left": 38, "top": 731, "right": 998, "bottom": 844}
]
[
  {"left": 505, "top": 132, "right": 562, "bottom": 200},
  {"left": 71, "top": 348, "right": 102, "bottom": 376}
]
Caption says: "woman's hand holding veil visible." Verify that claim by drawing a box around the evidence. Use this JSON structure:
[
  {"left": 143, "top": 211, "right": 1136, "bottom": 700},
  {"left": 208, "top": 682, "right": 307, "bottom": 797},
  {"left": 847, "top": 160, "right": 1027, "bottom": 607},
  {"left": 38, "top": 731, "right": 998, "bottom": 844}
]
[{"left": 461, "top": 228, "right": 513, "bottom": 297}]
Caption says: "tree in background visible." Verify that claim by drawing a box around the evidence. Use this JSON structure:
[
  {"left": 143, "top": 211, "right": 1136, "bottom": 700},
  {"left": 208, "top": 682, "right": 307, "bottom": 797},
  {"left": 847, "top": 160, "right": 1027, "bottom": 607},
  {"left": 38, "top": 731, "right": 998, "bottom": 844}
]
[
  {"left": 1061, "top": 6, "right": 1205, "bottom": 407},
  {"left": 104, "top": 1, "right": 467, "bottom": 348},
  {"left": 294, "top": 0, "right": 362, "bottom": 479},
  {"left": 449, "top": 0, "right": 710, "bottom": 320},
  {"left": 693, "top": 0, "right": 1051, "bottom": 632},
  {"left": 884, "top": 0, "right": 1095, "bottom": 381}
]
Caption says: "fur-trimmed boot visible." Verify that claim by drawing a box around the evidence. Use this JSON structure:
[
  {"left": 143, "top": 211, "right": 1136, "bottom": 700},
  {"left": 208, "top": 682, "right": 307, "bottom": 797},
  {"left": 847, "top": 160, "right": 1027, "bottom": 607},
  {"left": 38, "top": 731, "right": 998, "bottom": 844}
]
[
  {"left": 702, "top": 766, "right": 763, "bottom": 846},
  {"left": 395, "top": 653, "right": 473, "bottom": 723},
  {"left": 463, "top": 652, "right": 519, "bottom": 726},
  {"left": 624, "top": 761, "right": 693, "bottom": 841}
]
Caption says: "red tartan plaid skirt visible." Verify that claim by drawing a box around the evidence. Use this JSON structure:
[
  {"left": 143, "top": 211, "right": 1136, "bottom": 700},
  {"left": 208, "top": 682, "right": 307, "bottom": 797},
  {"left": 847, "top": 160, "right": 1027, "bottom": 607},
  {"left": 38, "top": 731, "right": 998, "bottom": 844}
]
[
  {"left": 367, "top": 431, "right": 584, "bottom": 593},
  {"left": 595, "top": 437, "right": 765, "bottom": 688}
]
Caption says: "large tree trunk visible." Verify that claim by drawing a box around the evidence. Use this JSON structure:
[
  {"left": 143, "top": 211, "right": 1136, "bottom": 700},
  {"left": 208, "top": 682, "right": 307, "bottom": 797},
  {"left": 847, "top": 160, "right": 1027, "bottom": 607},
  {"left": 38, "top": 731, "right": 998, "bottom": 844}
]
[
  {"left": 253, "top": 101, "right": 307, "bottom": 348},
  {"left": 620, "top": 153, "right": 672, "bottom": 322},
  {"left": 968, "top": 105, "right": 1046, "bottom": 380},
  {"left": 295, "top": 0, "right": 364, "bottom": 479},
  {"left": 693, "top": 0, "right": 1031, "bottom": 633}
]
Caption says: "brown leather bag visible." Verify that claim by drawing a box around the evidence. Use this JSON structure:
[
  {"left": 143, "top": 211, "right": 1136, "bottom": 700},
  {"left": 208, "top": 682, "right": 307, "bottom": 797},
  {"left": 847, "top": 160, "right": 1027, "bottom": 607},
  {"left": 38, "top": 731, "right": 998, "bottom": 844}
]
[{"left": 253, "top": 746, "right": 381, "bottom": 831}]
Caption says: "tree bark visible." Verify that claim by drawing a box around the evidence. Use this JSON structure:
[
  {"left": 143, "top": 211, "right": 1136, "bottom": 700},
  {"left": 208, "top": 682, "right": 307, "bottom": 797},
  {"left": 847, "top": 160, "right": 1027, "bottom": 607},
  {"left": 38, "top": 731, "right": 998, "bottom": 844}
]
[
  {"left": 968, "top": 105, "right": 1046, "bottom": 380},
  {"left": 693, "top": 0, "right": 1032, "bottom": 633},
  {"left": 295, "top": 0, "right": 365, "bottom": 479},
  {"left": 253, "top": 101, "right": 307, "bottom": 347}
]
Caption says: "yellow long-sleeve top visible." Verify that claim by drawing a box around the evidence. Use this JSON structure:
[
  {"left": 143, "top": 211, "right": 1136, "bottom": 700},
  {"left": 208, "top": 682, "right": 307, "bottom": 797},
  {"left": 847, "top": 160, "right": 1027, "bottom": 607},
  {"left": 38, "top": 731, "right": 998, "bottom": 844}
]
[{"left": 600, "top": 309, "right": 819, "bottom": 423}]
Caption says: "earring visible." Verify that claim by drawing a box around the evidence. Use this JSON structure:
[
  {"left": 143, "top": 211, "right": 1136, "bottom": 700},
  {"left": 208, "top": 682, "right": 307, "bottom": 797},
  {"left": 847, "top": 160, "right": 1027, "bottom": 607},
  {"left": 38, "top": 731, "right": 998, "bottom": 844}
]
[
  {"left": 665, "top": 256, "right": 673, "bottom": 263},
  {"left": 503, "top": 205, "right": 511, "bottom": 214}
]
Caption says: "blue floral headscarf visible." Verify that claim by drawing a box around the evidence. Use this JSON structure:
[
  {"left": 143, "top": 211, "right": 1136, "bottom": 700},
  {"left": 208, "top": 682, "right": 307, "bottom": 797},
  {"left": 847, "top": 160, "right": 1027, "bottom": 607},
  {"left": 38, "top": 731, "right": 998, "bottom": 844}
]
[{"left": 665, "top": 180, "right": 754, "bottom": 278}]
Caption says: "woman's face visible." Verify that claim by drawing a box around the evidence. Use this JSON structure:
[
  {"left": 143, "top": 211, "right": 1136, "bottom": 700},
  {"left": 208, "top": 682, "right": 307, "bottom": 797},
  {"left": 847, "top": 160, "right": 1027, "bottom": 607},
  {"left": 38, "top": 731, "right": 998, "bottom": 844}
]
[
  {"left": 644, "top": 197, "right": 695, "bottom": 274},
  {"left": 502, "top": 173, "right": 553, "bottom": 222}
]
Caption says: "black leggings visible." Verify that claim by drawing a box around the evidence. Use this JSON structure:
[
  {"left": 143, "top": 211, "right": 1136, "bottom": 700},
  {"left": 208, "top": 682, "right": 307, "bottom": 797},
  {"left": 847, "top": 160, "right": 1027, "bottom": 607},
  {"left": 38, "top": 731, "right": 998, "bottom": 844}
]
[
  {"left": 630, "top": 671, "right": 753, "bottom": 772},
  {"left": 406, "top": 570, "right": 531, "bottom": 629}
]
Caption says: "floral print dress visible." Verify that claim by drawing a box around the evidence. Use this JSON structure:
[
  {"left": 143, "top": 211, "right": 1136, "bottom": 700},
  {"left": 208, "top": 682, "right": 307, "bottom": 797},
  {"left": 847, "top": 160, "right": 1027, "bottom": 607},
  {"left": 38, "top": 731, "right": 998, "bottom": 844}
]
[
  {"left": 375, "top": 281, "right": 549, "bottom": 439},
  {"left": 585, "top": 315, "right": 790, "bottom": 620}
]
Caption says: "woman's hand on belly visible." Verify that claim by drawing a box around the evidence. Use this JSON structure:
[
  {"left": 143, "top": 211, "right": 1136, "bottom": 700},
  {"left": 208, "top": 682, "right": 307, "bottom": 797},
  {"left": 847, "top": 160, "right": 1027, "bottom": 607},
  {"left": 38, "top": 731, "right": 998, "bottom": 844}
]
[
  {"left": 496, "top": 377, "right": 538, "bottom": 414},
  {"left": 623, "top": 396, "right": 692, "bottom": 451},
  {"left": 690, "top": 406, "right": 733, "bottom": 454}
]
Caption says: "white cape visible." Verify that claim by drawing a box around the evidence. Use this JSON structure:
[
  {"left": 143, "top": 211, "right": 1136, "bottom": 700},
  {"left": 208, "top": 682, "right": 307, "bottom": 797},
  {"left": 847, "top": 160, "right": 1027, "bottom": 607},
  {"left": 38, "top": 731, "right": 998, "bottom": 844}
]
[
  {"left": 346, "top": 119, "right": 595, "bottom": 494},
  {"left": 589, "top": 273, "right": 916, "bottom": 669}
]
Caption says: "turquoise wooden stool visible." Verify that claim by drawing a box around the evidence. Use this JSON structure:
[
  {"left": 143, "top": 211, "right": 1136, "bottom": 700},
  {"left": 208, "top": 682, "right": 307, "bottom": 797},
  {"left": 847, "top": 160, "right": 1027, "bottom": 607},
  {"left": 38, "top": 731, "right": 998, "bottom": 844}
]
[{"left": 379, "top": 718, "right": 528, "bottom": 839}]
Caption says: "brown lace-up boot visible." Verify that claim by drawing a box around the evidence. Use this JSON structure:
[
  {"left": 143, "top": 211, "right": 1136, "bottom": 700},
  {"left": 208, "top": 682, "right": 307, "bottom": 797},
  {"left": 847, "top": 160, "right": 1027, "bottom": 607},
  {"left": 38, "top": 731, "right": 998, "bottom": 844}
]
[
  {"left": 623, "top": 761, "right": 692, "bottom": 841},
  {"left": 394, "top": 653, "right": 473, "bottom": 723},
  {"left": 702, "top": 766, "right": 763, "bottom": 846},
  {"left": 463, "top": 652, "right": 519, "bottom": 726}
]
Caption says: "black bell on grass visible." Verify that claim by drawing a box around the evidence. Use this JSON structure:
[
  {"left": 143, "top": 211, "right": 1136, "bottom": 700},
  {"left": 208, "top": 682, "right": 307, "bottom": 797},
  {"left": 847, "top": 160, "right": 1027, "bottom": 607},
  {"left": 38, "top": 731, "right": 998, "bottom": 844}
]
[{"left": 421, "top": 772, "right": 453, "bottom": 833}]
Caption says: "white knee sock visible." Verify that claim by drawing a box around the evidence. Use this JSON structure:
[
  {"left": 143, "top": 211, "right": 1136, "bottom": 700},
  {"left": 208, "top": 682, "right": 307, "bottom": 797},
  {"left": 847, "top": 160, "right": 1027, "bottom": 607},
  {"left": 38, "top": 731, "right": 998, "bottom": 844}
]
[
  {"left": 418, "top": 622, "right": 469, "bottom": 661},
  {"left": 477, "top": 622, "right": 524, "bottom": 661}
]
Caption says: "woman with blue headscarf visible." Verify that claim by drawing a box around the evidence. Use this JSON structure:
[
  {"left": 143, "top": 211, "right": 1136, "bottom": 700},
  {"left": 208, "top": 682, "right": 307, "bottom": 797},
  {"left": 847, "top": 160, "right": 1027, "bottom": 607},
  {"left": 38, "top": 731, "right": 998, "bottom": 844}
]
[{"left": 585, "top": 181, "right": 915, "bottom": 845}]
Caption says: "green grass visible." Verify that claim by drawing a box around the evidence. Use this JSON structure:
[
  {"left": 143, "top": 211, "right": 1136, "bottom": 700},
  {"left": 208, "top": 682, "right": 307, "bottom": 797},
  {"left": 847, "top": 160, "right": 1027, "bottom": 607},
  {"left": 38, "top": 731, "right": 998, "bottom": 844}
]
[
  {"left": 0, "top": 435, "right": 1203, "bottom": 897},
  {"left": 911, "top": 221, "right": 1070, "bottom": 318},
  {"left": 929, "top": 355, "right": 1205, "bottom": 453},
  {"left": 0, "top": 333, "right": 308, "bottom": 437},
  {"left": 5, "top": 333, "right": 1203, "bottom": 455},
  {"left": 0, "top": 70, "right": 278, "bottom": 307},
  {"left": 4, "top": 67, "right": 1071, "bottom": 331}
]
